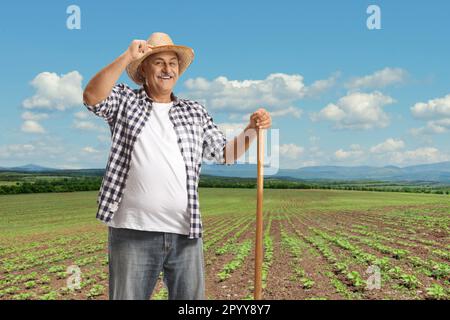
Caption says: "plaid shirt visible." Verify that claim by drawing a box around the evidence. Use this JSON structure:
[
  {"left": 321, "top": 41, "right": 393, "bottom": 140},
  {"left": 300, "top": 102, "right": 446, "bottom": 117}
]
[{"left": 83, "top": 83, "right": 228, "bottom": 238}]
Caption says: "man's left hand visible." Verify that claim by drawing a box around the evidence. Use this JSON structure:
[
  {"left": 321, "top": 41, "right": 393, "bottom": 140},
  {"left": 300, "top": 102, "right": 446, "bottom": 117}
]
[{"left": 248, "top": 108, "right": 272, "bottom": 129}]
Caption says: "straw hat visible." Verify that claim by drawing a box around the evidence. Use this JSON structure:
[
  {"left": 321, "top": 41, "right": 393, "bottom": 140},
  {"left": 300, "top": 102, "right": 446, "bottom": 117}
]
[{"left": 126, "top": 32, "right": 195, "bottom": 85}]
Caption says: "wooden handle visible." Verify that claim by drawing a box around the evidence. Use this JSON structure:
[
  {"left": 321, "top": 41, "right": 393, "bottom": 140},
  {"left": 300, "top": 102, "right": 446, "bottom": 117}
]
[{"left": 254, "top": 128, "right": 264, "bottom": 300}]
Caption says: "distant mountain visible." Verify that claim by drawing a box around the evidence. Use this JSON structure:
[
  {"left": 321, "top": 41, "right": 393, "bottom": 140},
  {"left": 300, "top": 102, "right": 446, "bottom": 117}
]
[
  {"left": 200, "top": 161, "right": 450, "bottom": 183},
  {"left": 201, "top": 163, "right": 259, "bottom": 178},
  {"left": 5, "top": 164, "right": 59, "bottom": 172},
  {"left": 400, "top": 162, "right": 450, "bottom": 173},
  {"left": 1, "top": 161, "right": 450, "bottom": 183},
  {"left": 0, "top": 164, "right": 105, "bottom": 176}
]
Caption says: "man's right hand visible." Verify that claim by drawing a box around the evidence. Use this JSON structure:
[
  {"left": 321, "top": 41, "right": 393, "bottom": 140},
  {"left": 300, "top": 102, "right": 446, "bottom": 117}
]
[
  {"left": 83, "top": 40, "right": 153, "bottom": 107},
  {"left": 126, "top": 40, "right": 153, "bottom": 63}
]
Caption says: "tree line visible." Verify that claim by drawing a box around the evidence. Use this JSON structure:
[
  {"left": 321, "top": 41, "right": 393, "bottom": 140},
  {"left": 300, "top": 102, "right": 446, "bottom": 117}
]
[
  {"left": 0, "top": 177, "right": 102, "bottom": 195},
  {"left": 0, "top": 176, "right": 448, "bottom": 195}
]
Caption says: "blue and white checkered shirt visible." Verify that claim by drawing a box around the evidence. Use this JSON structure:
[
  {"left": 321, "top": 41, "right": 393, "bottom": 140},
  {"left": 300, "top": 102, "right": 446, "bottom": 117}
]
[{"left": 84, "top": 83, "right": 228, "bottom": 238}]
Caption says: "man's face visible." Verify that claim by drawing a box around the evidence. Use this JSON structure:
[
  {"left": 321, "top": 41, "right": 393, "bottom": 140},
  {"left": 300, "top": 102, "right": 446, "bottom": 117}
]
[{"left": 140, "top": 51, "right": 179, "bottom": 95}]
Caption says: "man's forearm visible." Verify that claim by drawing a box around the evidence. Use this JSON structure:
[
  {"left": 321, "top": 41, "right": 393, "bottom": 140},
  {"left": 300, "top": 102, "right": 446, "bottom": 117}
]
[
  {"left": 83, "top": 51, "right": 132, "bottom": 106},
  {"left": 224, "top": 124, "right": 257, "bottom": 164}
]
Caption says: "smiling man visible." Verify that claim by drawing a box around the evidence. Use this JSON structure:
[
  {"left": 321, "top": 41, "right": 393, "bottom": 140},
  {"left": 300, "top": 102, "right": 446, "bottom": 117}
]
[{"left": 83, "top": 32, "right": 271, "bottom": 300}]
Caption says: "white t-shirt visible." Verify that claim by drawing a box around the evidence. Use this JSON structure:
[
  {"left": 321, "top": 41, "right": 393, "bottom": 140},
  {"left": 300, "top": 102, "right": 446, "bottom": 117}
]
[{"left": 107, "top": 101, "right": 190, "bottom": 235}]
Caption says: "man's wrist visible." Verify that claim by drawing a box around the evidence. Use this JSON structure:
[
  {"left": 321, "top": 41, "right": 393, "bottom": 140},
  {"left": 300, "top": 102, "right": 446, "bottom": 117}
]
[
  {"left": 120, "top": 50, "right": 133, "bottom": 66},
  {"left": 245, "top": 123, "right": 257, "bottom": 133},
  {"left": 245, "top": 123, "right": 254, "bottom": 131},
  {"left": 244, "top": 124, "right": 258, "bottom": 141}
]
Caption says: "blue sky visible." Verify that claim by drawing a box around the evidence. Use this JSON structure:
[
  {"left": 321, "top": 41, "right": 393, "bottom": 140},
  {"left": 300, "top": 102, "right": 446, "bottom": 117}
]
[{"left": 0, "top": 0, "right": 449, "bottom": 169}]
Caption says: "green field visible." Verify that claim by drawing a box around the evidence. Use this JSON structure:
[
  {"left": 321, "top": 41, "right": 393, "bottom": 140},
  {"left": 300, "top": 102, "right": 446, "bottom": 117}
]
[{"left": 0, "top": 188, "right": 449, "bottom": 300}]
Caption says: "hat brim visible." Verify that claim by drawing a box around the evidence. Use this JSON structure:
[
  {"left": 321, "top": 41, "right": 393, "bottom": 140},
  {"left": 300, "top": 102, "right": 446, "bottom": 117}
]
[{"left": 126, "top": 45, "right": 194, "bottom": 85}]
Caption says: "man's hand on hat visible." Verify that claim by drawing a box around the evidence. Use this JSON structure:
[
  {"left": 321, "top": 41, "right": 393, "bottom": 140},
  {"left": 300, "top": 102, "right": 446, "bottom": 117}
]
[
  {"left": 248, "top": 108, "right": 272, "bottom": 130},
  {"left": 126, "top": 40, "right": 154, "bottom": 63}
]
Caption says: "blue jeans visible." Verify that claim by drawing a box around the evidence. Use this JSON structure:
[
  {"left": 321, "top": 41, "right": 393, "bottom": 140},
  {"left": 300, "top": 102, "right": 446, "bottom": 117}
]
[{"left": 108, "top": 227, "right": 205, "bottom": 300}]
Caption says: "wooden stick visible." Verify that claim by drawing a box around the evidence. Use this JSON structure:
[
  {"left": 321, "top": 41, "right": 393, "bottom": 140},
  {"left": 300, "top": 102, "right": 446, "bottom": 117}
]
[{"left": 254, "top": 127, "right": 264, "bottom": 300}]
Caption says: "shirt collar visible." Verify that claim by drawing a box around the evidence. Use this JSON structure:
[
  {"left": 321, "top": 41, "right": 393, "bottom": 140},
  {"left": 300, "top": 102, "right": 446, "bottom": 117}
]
[{"left": 138, "top": 85, "right": 180, "bottom": 106}]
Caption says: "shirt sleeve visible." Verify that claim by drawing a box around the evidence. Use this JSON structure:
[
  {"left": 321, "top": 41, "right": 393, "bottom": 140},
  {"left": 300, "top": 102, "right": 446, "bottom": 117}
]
[
  {"left": 202, "top": 109, "right": 228, "bottom": 165},
  {"left": 83, "top": 83, "right": 131, "bottom": 126}
]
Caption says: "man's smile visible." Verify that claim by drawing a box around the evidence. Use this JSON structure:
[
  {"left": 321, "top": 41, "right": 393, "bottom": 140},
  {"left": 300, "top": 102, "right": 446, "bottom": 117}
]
[{"left": 157, "top": 75, "right": 174, "bottom": 80}]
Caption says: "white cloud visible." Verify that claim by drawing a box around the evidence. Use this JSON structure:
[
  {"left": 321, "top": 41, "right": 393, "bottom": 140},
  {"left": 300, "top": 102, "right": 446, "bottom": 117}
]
[
  {"left": 22, "top": 71, "right": 83, "bottom": 110},
  {"left": 411, "top": 94, "right": 450, "bottom": 119},
  {"left": 0, "top": 144, "right": 35, "bottom": 158},
  {"left": 73, "top": 109, "right": 108, "bottom": 133},
  {"left": 297, "top": 160, "right": 320, "bottom": 167},
  {"left": 410, "top": 119, "right": 450, "bottom": 136},
  {"left": 21, "top": 120, "right": 46, "bottom": 134},
  {"left": 334, "top": 144, "right": 364, "bottom": 161},
  {"left": 268, "top": 143, "right": 311, "bottom": 169},
  {"left": 82, "top": 146, "right": 100, "bottom": 153},
  {"left": 182, "top": 73, "right": 336, "bottom": 115},
  {"left": 410, "top": 94, "right": 450, "bottom": 136},
  {"left": 313, "top": 103, "right": 346, "bottom": 122},
  {"left": 97, "top": 134, "right": 111, "bottom": 143},
  {"left": 0, "top": 137, "right": 109, "bottom": 169},
  {"left": 370, "top": 138, "right": 405, "bottom": 154},
  {"left": 73, "top": 121, "right": 98, "bottom": 131},
  {"left": 21, "top": 111, "right": 49, "bottom": 121},
  {"left": 279, "top": 143, "right": 304, "bottom": 160},
  {"left": 428, "top": 119, "right": 450, "bottom": 132},
  {"left": 311, "top": 91, "right": 395, "bottom": 130},
  {"left": 389, "top": 147, "right": 449, "bottom": 165},
  {"left": 20, "top": 112, "right": 49, "bottom": 134},
  {"left": 73, "top": 120, "right": 108, "bottom": 133},
  {"left": 0, "top": 139, "right": 65, "bottom": 161},
  {"left": 268, "top": 106, "right": 302, "bottom": 119},
  {"left": 366, "top": 138, "right": 448, "bottom": 165},
  {"left": 216, "top": 122, "right": 247, "bottom": 137},
  {"left": 240, "top": 106, "right": 302, "bottom": 124},
  {"left": 74, "top": 110, "right": 90, "bottom": 119},
  {"left": 305, "top": 72, "right": 340, "bottom": 97},
  {"left": 183, "top": 73, "right": 305, "bottom": 112},
  {"left": 346, "top": 67, "right": 407, "bottom": 90}
]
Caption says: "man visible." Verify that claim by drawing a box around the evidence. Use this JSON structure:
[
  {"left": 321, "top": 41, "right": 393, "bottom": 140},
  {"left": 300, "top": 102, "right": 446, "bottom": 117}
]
[{"left": 83, "top": 32, "right": 271, "bottom": 300}]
